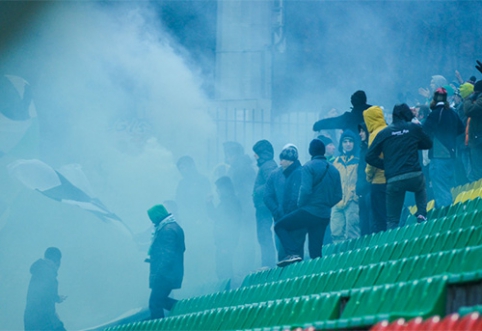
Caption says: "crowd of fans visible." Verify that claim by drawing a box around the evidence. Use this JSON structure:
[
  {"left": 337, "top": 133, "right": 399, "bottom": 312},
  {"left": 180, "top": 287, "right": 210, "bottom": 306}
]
[{"left": 174, "top": 60, "right": 482, "bottom": 271}]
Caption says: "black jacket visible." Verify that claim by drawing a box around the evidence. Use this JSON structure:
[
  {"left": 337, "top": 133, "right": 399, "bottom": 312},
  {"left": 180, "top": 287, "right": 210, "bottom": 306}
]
[
  {"left": 148, "top": 216, "right": 185, "bottom": 289},
  {"left": 264, "top": 160, "right": 302, "bottom": 221},
  {"left": 24, "top": 259, "right": 65, "bottom": 331},
  {"left": 423, "top": 104, "right": 464, "bottom": 159},
  {"left": 366, "top": 115, "right": 433, "bottom": 181},
  {"left": 298, "top": 156, "right": 343, "bottom": 218},
  {"left": 312, "top": 103, "right": 372, "bottom": 134}
]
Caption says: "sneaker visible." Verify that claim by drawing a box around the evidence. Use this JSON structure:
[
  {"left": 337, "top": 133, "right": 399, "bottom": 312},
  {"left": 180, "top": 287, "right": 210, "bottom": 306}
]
[
  {"left": 276, "top": 255, "right": 302, "bottom": 267},
  {"left": 416, "top": 215, "right": 427, "bottom": 223}
]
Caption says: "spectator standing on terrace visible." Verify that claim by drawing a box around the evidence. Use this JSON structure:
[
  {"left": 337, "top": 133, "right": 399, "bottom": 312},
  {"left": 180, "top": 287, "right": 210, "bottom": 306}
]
[
  {"left": 356, "top": 122, "right": 372, "bottom": 236},
  {"left": 275, "top": 139, "right": 342, "bottom": 267},
  {"left": 264, "top": 144, "right": 306, "bottom": 261},
  {"left": 330, "top": 130, "right": 360, "bottom": 243},
  {"left": 252, "top": 139, "right": 278, "bottom": 268},
  {"left": 366, "top": 104, "right": 432, "bottom": 229},
  {"left": 363, "top": 106, "right": 388, "bottom": 233},
  {"left": 206, "top": 176, "right": 241, "bottom": 280},
  {"left": 313, "top": 90, "right": 372, "bottom": 141},
  {"left": 146, "top": 204, "right": 185, "bottom": 319},
  {"left": 318, "top": 135, "right": 337, "bottom": 163},
  {"left": 423, "top": 88, "right": 464, "bottom": 208},
  {"left": 464, "top": 81, "right": 482, "bottom": 181},
  {"left": 455, "top": 82, "right": 474, "bottom": 184}
]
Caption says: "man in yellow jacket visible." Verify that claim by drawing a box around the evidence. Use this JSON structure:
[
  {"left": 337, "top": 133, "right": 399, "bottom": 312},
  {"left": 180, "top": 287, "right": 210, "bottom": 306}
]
[
  {"left": 331, "top": 130, "right": 360, "bottom": 243},
  {"left": 363, "top": 106, "right": 388, "bottom": 233}
]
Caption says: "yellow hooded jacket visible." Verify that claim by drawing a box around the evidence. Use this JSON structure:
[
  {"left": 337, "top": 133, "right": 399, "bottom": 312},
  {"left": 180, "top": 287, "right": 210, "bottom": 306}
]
[{"left": 363, "top": 106, "right": 387, "bottom": 184}]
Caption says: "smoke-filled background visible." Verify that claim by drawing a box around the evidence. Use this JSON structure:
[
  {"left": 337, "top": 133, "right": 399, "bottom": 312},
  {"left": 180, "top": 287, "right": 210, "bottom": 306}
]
[{"left": 1, "top": 1, "right": 482, "bottom": 330}]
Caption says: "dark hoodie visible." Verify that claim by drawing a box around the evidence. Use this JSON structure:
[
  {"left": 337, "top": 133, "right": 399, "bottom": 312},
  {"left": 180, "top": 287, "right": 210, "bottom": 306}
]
[
  {"left": 252, "top": 140, "right": 278, "bottom": 208},
  {"left": 312, "top": 90, "right": 371, "bottom": 135},
  {"left": 24, "top": 259, "right": 64, "bottom": 331},
  {"left": 356, "top": 122, "right": 370, "bottom": 196},
  {"left": 366, "top": 104, "right": 433, "bottom": 181}
]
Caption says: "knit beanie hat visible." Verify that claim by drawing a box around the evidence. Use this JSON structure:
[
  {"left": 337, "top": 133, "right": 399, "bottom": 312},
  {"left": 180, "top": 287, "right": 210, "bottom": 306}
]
[
  {"left": 317, "top": 135, "right": 334, "bottom": 147},
  {"left": 351, "top": 90, "right": 367, "bottom": 107},
  {"left": 433, "top": 87, "right": 448, "bottom": 103},
  {"left": 253, "top": 139, "right": 274, "bottom": 160},
  {"left": 474, "top": 81, "right": 482, "bottom": 93},
  {"left": 279, "top": 145, "right": 298, "bottom": 161},
  {"left": 460, "top": 83, "right": 474, "bottom": 99},
  {"left": 309, "top": 139, "right": 325, "bottom": 157},
  {"left": 148, "top": 204, "right": 170, "bottom": 224}
]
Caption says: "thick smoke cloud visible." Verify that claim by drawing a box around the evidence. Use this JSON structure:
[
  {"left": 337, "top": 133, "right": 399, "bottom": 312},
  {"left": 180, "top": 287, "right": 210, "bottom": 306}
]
[{"left": 0, "top": 2, "right": 215, "bottom": 330}]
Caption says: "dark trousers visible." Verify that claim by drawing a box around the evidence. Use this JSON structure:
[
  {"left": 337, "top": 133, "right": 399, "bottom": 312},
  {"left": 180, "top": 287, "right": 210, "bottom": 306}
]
[
  {"left": 371, "top": 183, "right": 387, "bottom": 233},
  {"left": 274, "top": 209, "right": 329, "bottom": 259},
  {"left": 386, "top": 173, "right": 427, "bottom": 230},
  {"left": 255, "top": 207, "right": 276, "bottom": 267},
  {"left": 469, "top": 145, "right": 482, "bottom": 182},
  {"left": 149, "top": 283, "right": 177, "bottom": 319},
  {"left": 358, "top": 193, "right": 372, "bottom": 236}
]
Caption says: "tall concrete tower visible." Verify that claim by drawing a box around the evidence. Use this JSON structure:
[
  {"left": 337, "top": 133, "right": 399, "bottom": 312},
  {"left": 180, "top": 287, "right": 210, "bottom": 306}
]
[{"left": 215, "top": 0, "right": 273, "bottom": 111}]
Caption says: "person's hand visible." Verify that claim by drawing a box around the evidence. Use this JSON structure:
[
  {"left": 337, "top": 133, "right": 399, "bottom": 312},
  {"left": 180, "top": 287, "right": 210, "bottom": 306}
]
[
  {"left": 455, "top": 70, "right": 464, "bottom": 84},
  {"left": 476, "top": 60, "right": 482, "bottom": 74},
  {"left": 58, "top": 295, "right": 68, "bottom": 303},
  {"left": 418, "top": 87, "right": 430, "bottom": 98}
]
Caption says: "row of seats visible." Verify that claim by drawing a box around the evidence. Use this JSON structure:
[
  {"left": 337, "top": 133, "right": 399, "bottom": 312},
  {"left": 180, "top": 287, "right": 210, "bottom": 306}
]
[
  {"left": 451, "top": 177, "right": 482, "bottom": 199},
  {"left": 171, "top": 243, "right": 482, "bottom": 316},
  {"left": 106, "top": 293, "right": 341, "bottom": 331},
  {"left": 427, "top": 197, "right": 482, "bottom": 220},
  {"left": 242, "top": 223, "right": 482, "bottom": 288},
  {"left": 105, "top": 276, "right": 448, "bottom": 331},
  {"left": 370, "top": 312, "right": 482, "bottom": 331},
  {"left": 310, "top": 208, "right": 480, "bottom": 263}
]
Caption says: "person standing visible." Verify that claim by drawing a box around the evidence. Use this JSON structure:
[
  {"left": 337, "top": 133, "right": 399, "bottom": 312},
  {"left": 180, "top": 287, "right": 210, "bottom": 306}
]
[
  {"left": 363, "top": 106, "right": 388, "bottom": 233},
  {"left": 264, "top": 144, "right": 306, "bottom": 261},
  {"left": 275, "top": 139, "right": 342, "bottom": 266},
  {"left": 424, "top": 88, "right": 465, "bottom": 208},
  {"left": 146, "top": 204, "right": 185, "bottom": 319},
  {"left": 356, "top": 122, "right": 372, "bottom": 236},
  {"left": 366, "top": 104, "right": 432, "bottom": 229},
  {"left": 206, "top": 176, "right": 242, "bottom": 280},
  {"left": 24, "top": 247, "right": 66, "bottom": 331},
  {"left": 330, "top": 130, "right": 361, "bottom": 243},
  {"left": 313, "top": 90, "right": 372, "bottom": 142},
  {"left": 252, "top": 140, "right": 278, "bottom": 267}
]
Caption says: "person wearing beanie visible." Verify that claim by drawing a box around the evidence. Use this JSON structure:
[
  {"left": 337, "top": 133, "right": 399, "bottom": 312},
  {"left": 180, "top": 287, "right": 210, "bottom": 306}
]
[
  {"left": 366, "top": 103, "right": 432, "bottom": 229},
  {"left": 146, "top": 204, "right": 185, "bottom": 319},
  {"left": 317, "top": 135, "right": 337, "bottom": 163},
  {"left": 460, "top": 82, "right": 474, "bottom": 100},
  {"left": 274, "top": 139, "right": 342, "bottom": 267},
  {"left": 424, "top": 89, "right": 464, "bottom": 208},
  {"left": 312, "top": 90, "right": 372, "bottom": 139},
  {"left": 252, "top": 139, "right": 278, "bottom": 267},
  {"left": 464, "top": 80, "right": 482, "bottom": 181},
  {"left": 330, "top": 130, "right": 361, "bottom": 243},
  {"left": 24, "top": 247, "right": 66, "bottom": 331},
  {"left": 264, "top": 144, "right": 306, "bottom": 261},
  {"left": 206, "top": 176, "right": 242, "bottom": 280}
]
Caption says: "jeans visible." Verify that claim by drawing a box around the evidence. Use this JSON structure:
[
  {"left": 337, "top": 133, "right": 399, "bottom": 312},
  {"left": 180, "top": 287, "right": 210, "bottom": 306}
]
[
  {"left": 330, "top": 201, "right": 360, "bottom": 244},
  {"left": 274, "top": 209, "right": 329, "bottom": 259},
  {"left": 429, "top": 158, "right": 455, "bottom": 208},
  {"left": 255, "top": 207, "right": 276, "bottom": 267},
  {"left": 386, "top": 173, "right": 427, "bottom": 229},
  {"left": 149, "top": 282, "right": 177, "bottom": 319},
  {"left": 371, "top": 184, "right": 387, "bottom": 233}
]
